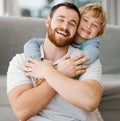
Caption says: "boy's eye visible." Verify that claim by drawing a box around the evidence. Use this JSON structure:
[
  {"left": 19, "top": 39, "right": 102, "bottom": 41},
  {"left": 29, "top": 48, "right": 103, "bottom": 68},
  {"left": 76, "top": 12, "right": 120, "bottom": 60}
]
[
  {"left": 83, "top": 18, "right": 88, "bottom": 22},
  {"left": 69, "top": 22, "right": 76, "bottom": 27},
  {"left": 93, "top": 24, "right": 98, "bottom": 27},
  {"left": 92, "top": 23, "right": 99, "bottom": 28}
]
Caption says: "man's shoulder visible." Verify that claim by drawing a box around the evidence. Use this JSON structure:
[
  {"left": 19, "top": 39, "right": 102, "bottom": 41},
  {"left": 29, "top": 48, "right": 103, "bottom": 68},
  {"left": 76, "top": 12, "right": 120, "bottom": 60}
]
[
  {"left": 9, "top": 53, "right": 26, "bottom": 65},
  {"left": 91, "top": 59, "right": 102, "bottom": 67}
]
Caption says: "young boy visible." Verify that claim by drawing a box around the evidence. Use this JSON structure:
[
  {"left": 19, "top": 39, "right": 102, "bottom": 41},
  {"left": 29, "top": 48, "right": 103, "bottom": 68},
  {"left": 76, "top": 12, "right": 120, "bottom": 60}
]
[
  {"left": 24, "top": 3, "right": 107, "bottom": 86},
  {"left": 72, "top": 3, "right": 107, "bottom": 64}
]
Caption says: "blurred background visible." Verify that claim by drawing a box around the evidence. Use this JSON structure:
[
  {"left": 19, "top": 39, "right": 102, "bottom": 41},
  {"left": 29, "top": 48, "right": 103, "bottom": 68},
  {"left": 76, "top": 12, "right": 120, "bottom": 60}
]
[{"left": 0, "top": 0, "right": 120, "bottom": 26}]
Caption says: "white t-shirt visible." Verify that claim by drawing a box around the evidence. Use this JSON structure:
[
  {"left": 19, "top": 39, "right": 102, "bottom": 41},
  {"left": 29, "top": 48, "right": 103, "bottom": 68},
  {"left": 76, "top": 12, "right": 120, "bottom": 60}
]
[{"left": 7, "top": 45, "right": 103, "bottom": 121}]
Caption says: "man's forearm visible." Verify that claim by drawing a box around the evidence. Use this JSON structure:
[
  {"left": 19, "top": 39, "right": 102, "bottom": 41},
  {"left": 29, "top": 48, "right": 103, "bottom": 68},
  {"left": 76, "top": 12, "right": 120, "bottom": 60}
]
[
  {"left": 43, "top": 66, "right": 103, "bottom": 111},
  {"left": 23, "top": 58, "right": 103, "bottom": 112},
  {"left": 8, "top": 82, "right": 56, "bottom": 121}
]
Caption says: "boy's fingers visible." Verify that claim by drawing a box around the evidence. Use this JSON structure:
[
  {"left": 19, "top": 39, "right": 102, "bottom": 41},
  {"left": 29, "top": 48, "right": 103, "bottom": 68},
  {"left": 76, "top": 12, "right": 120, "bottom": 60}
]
[
  {"left": 71, "top": 54, "right": 84, "bottom": 61},
  {"left": 77, "top": 64, "right": 89, "bottom": 70},
  {"left": 75, "top": 56, "right": 90, "bottom": 65},
  {"left": 62, "top": 55, "right": 70, "bottom": 60}
]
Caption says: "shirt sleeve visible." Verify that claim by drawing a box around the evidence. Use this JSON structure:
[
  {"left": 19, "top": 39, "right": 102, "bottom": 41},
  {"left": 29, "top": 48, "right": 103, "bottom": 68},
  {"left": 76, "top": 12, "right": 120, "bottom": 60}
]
[
  {"left": 78, "top": 59, "right": 103, "bottom": 87},
  {"left": 79, "top": 37, "right": 101, "bottom": 65},
  {"left": 7, "top": 53, "right": 32, "bottom": 93}
]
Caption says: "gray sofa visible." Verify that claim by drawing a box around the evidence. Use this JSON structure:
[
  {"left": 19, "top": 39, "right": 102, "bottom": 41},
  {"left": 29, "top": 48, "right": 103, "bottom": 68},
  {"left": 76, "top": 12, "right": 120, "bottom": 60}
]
[{"left": 0, "top": 17, "right": 120, "bottom": 121}]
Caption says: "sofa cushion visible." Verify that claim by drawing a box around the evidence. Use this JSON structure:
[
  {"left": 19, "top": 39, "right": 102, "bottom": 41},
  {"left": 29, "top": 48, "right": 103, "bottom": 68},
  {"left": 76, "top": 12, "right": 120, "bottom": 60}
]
[
  {"left": 0, "top": 17, "right": 46, "bottom": 75},
  {"left": 0, "top": 75, "right": 17, "bottom": 121},
  {"left": 100, "top": 25, "right": 120, "bottom": 74},
  {"left": 100, "top": 74, "right": 120, "bottom": 110},
  {"left": 99, "top": 74, "right": 120, "bottom": 121}
]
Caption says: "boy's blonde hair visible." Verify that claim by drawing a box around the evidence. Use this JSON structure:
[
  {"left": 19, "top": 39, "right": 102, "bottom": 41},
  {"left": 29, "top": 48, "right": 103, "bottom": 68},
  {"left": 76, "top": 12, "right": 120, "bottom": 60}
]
[{"left": 80, "top": 3, "right": 107, "bottom": 36}]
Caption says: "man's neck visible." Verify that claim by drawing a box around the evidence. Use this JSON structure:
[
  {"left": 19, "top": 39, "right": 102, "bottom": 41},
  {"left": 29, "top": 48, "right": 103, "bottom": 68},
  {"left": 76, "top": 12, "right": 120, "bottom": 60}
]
[{"left": 43, "top": 38, "right": 69, "bottom": 62}]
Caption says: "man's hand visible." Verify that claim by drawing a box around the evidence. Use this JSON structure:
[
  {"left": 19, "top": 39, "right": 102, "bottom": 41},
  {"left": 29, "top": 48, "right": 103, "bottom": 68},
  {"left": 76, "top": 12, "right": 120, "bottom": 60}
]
[{"left": 56, "top": 54, "right": 90, "bottom": 78}]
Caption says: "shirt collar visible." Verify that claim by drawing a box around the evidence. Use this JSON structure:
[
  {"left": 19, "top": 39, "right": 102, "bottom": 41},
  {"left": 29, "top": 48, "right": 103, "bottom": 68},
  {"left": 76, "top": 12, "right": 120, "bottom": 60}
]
[
  {"left": 40, "top": 45, "right": 44, "bottom": 61},
  {"left": 40, "top": 45, "right": 73, "bottom": 65}
]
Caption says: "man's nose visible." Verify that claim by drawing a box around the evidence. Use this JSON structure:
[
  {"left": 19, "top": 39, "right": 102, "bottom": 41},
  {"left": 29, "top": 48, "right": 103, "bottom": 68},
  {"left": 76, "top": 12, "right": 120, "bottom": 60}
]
[{"left": 61, "top": 22, "right": 69, "bottom": 30}]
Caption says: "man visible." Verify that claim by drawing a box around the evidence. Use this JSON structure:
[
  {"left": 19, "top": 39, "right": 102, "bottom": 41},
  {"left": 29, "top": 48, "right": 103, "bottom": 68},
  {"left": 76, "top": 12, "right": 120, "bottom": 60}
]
[{"left": 7, "top": 2, "right": 103, "bottom": 121}]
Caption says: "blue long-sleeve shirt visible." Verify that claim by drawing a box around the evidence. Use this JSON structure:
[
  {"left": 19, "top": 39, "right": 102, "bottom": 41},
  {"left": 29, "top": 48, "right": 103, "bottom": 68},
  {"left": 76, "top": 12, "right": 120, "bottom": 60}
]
[
  {"left": 24, "top": 37, "right": 100, "bottom": 64},
  {"left": 71, "top": 37, "right": 100, "bottom": 64}
]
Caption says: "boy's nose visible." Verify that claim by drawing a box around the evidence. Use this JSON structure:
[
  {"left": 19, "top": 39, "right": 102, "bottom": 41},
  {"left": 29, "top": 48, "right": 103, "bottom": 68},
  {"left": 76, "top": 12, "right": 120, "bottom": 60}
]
[{"left": 86, "top": 23, "right": 91, "bottom": 29}]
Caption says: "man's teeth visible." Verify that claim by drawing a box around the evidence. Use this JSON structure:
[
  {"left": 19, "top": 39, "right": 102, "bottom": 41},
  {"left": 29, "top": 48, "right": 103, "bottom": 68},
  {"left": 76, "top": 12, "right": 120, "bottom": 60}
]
[{"left": 57, "top": 31, "right": 67, "bottom": 36}]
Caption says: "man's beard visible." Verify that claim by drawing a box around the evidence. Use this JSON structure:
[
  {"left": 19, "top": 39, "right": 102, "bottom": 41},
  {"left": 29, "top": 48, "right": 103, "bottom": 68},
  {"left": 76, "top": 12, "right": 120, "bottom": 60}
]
[{"left": 47, "top": 24, "right": 75, "bottom": 47}]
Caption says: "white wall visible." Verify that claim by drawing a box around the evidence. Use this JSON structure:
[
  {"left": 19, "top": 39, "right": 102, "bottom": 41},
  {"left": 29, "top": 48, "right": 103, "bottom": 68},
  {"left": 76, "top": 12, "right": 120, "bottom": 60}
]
[
  {"left": 0, "top": 0, "right": 4, "bottom": 16},
  {"left": 103, "top": 0, "right": 120, "bottom": 25},
  {"left": 1, "top": 0, "right": 120, "bottom": 26}
]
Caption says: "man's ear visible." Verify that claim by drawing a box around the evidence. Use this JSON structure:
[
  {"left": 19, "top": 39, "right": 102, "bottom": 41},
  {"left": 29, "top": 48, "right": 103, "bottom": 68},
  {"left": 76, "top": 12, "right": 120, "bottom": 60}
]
[{"left": 45, "top": 16, "right": 51, "bottom": 27}]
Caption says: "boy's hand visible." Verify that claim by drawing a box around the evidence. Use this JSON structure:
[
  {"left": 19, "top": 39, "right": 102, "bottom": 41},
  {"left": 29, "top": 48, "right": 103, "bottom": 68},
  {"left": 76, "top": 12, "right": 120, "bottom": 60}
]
[
  {"left": 34, "top": 78, "right": 45, "bottom": 87},
  {"left": 23, "top": 58, "right": 54, "bottom": 78},
  {"left": 56, "top": 54, "right": 90, "bottom": 78}
]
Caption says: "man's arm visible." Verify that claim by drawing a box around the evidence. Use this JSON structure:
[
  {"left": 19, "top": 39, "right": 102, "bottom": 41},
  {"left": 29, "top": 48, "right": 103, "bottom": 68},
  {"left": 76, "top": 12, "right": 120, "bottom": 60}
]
[
  {"left": 8, "top": 82, "right": 55, "bottom": 121},
  {"left": 24, "top": 58, "right": 103, "bottom": 112},
  {"left": 7, "top": 55, "right": 56, "bottom": 121}
]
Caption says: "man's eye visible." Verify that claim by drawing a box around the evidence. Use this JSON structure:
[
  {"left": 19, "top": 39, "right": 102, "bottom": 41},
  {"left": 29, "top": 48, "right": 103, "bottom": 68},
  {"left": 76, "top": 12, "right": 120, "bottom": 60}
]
[
  {"left": 58, "top": 19, "right": 64, "bottom": 22},
  {"left": 69, "top": 23, "right": 76, "bottom": 27}
]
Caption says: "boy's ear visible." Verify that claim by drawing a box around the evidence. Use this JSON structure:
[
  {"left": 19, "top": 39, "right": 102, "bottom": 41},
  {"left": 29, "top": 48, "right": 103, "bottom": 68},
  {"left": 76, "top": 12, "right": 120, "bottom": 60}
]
[{"left": 45, "top": 16, "right": 51, "bottom": 27}]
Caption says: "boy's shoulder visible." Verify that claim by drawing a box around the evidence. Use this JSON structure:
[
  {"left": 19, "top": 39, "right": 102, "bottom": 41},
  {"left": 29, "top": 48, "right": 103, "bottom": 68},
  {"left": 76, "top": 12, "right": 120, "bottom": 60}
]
[{"left": 81, "top": 37, "right": 101, "bottom": 48}]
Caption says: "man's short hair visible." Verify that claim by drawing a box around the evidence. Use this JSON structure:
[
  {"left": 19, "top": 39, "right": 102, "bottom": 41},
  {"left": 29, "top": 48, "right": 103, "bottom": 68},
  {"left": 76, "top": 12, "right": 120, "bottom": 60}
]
[{"left": 49, "top": 2, "right": 80, "bottom": 19}]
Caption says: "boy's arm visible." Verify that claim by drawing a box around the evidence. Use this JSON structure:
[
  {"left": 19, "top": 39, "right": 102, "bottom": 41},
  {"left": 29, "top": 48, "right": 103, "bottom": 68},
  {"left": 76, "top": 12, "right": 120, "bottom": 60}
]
[
  {"left": 81, "top": 37, "right": 100, "bottom": 64},
  {"left": 24, "top": 38, "right": 44, "bottom": 60}
]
